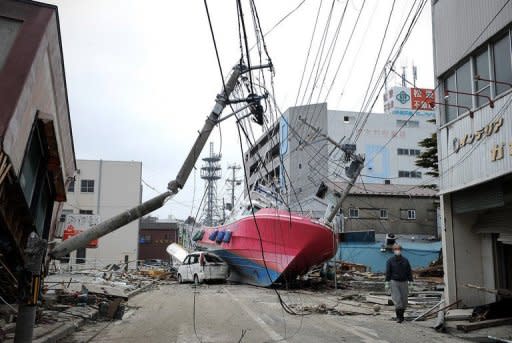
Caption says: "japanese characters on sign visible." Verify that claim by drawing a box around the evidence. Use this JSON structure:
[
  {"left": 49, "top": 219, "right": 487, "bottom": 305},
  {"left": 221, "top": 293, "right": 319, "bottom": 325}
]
[
  {"left": 383, "top": 86, "right": 436, "bottom": 117},
  {"left": 63, "top": 214, "right": 101, "bottom": 248},
  {"left": 452, "top": 117, "right": 504, "bottom": 154}
]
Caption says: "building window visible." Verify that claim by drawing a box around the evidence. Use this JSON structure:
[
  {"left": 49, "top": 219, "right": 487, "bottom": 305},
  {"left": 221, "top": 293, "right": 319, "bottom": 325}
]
[
  {"left": 456, "top": 60, "right": 472, "bottom": 112},
  {"left": 411, "top": 171, "right": 422, "bottom": 178},
  {"left": 474, "top": 48, "right": 491, "bottom": 107},
  {"left": 139, "top": 234, "right": 152, "bottom": 244},
  {"left": 79, "top": 210, "right": 93, "bottom": 215},
  {"left": 348, "top": 208, "right": 359, "bottom": 218},
  {"left": 343, "top": 116, "right": 350, "bottom": 123},
  {"left": 60, "top": 209, "right": 73, "bottom": 222},
  {"left": 493, "top": 33, "right": 512, "bottom": 95},
  {"left": 398, "top": 148, "right": 420, "bottom": 156},
  {"left": 399, "top": 170, "right": 421, "bottom": 178},
  {"left": 80, "top": 179, "right": 95, "bottom": 193},
  {"left": 67, "top": 180, "right": 75, "bottom": 192},
  {"left": 398, "top": 170, "right": 410, "bottom": 178},
  {"left": 380, "top": 209, "right": 388, "bottom": 219},
  {"left": 396, "top": 119, "right": 419, "bottom": 128},
  {"left": 407, "top": 209, "right": 416, "bottom": 220}
]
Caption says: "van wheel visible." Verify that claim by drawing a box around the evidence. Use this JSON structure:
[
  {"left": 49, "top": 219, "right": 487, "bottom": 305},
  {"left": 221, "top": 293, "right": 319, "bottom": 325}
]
[
  {"left": 177, "top": 274, "right": 182, "bottom": 284},
  {"left": 194, "top": 274, "right": 199, "bottom": 286}
]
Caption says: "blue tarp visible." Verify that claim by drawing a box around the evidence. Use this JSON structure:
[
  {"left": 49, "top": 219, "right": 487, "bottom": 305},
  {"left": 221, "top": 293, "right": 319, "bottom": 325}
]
[{"left": 337, "top": 241, "right": 441, "bottom": 273}]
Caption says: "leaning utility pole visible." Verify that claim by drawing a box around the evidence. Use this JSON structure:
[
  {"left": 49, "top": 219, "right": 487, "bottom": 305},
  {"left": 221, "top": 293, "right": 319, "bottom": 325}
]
[
  {"left": 50, "top": 64, "right": 244, "bottom": 260},
  {"left": 226, "top": 164, "right": 242, "bottom": 210}
]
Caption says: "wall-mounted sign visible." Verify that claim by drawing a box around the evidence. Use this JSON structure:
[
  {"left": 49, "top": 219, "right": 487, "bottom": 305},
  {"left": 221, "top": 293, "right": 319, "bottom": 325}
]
[
  {"left": 63, "top": 214, "right": 100, "bottom": 248},
  {"left": 384, "top": 86, "right": 436, "bottom": 117},
  {"left": 452, "top": 117, "right": 504, "bottom": 153}
]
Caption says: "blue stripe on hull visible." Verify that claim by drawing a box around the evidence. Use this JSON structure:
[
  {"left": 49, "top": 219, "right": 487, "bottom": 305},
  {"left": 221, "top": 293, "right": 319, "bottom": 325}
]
[{"left": 211, "top": 249, "right": 281, "bottom": 287}]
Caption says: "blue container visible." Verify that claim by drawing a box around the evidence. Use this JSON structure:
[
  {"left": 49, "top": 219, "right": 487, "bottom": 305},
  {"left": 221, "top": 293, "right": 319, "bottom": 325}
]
[
  {"left": 216, "top": 231, "right": 225, "bottom": 244},
  {"left": 223, "top": 230, "right": 232, "bottom": 243},
  {"left": 208, "top": 230, "right": 218, "bottom": 241}
]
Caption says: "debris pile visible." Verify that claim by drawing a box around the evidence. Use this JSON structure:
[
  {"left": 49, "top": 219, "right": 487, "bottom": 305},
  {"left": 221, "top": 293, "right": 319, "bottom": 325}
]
[{"left": 0, "top": 264, "right": 175, "bottom": 342}]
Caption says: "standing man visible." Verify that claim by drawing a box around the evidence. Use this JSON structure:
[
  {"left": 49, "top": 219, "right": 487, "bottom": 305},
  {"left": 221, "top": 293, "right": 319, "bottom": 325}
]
[{"left": 385, "top": 243, "right": 413, "bottom": 323}]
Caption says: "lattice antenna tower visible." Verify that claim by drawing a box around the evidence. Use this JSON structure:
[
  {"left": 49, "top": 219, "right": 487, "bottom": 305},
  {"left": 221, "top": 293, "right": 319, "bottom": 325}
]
[{"left": 200, "top": 142, "right": 222, "bottom": 226}]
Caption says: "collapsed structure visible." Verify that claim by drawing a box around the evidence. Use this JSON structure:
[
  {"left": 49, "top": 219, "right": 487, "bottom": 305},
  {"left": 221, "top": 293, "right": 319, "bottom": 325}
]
[{"left": 0, "top": 1, "right": 75, "bottom": 341}]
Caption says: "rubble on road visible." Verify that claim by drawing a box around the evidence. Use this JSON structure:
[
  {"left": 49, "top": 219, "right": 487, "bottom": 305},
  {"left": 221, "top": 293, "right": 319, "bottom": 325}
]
[{"left": 0, "top": 264, "right": 175, "bottom": 342}]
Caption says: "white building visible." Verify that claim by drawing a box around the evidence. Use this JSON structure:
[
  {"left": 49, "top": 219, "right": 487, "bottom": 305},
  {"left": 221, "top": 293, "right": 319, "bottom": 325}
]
[{"left": 60, "top": 159, "right": 142, "bottom": 267}]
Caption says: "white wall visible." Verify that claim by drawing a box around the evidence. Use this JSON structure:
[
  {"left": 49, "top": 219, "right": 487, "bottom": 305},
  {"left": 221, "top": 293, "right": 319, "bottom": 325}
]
[{"left": 63, "top": 159, "right": 142, "bottom": 267}]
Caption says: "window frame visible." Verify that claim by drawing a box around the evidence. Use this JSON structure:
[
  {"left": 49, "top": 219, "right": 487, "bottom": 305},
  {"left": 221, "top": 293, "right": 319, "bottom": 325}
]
[
  {"left": 348, "top": 208, "right": 359, "bottom": 218},
  {"left": 379, "top": 209, "right": 388, "bottom": 219},
  {"left": 441, "top": 28, "right": 512, "bottom": 125},
  {"left": 407, "top": 209, "right": 417, "bottom": 220},
  {"left": 80, "top": 179, "right": 95, "bottom": 193}
]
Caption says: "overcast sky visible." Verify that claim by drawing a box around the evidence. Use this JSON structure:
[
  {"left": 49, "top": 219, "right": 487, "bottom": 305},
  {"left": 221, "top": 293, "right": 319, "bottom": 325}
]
[{"left": 48, "top": 0, "right": 434, "bottom": 220}]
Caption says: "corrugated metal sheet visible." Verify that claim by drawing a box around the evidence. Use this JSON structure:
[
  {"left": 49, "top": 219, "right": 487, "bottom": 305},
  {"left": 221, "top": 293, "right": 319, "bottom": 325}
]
[
  {"left": 473, "top": 205, "right": 512, "bottom": 234},
  {"left": 452, "top": 181, "right": 504, "bottom": 213},
  {"left": 432, "top": 0, "right": 512, "bottom": 76}
]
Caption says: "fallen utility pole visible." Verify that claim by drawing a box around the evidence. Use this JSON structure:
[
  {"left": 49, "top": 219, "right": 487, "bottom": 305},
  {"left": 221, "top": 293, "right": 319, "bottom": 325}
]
[{"left": 51, "top": 64, "right": 247, "bottom": 259}]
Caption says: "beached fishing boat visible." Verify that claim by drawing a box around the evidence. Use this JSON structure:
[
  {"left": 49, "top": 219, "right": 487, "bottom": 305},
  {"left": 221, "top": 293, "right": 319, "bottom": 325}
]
[{"left": 192, "top": 193, "right": 337, "bottom": 287}]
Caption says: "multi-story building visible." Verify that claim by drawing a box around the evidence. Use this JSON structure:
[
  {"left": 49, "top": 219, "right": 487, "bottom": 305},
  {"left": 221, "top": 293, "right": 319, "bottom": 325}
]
[
  {"left": 138, "top": 216, "right": 180, "bottom": 261},
  {"left": 432, "top": 0, "right": 512, "bottom": 307},
  {"left": 243, "top": 100, "right": 438, "bottom": 234},
  {"left": 60, "top": 159, "right": 142, "bottom": 268}
]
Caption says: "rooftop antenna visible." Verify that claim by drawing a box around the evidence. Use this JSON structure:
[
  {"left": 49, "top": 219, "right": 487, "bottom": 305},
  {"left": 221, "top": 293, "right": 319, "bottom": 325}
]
[
  {"left": 401, "top": 66, "right": 407, "bottom": 87},
  {"left": 412, "top": 64, "right": 418, "bottom": 88}
]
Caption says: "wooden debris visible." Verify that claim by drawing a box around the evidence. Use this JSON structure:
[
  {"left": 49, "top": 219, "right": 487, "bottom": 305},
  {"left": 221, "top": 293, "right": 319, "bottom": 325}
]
[
  {"left": 445, "top": 308, "right": 473, "bottom": 321},
  {"left": 456, "top": 317, "right": 512, "bottom": 333},
  {"left": 365, "top": 295, "right": 392, "bottom": 305}
]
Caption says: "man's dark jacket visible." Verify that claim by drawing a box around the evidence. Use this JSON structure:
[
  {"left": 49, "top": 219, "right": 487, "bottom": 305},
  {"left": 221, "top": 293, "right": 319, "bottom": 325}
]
[{"left": 385, "top": 255, "right": 413, "bottom": 282}]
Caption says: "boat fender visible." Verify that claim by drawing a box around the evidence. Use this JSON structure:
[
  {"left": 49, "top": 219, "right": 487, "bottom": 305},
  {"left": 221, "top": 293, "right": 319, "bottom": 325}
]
[
  {"left": 216, "top": 230, "right": 225, "bottom": 244},
  {"left": 223, "top": 230, "right": 232, "bottom": 243},
  {"left": 192, "top": 230, "right": 205, "bottom": 241},
  {"left": 208, "top": 230, "right": 218, "bottom": 241}
]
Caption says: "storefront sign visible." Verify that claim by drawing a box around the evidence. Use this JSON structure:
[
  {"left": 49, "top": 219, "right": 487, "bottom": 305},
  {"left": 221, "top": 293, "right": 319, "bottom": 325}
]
[{"left": 452, "top": 117, "right": 504, "bottom": 153}]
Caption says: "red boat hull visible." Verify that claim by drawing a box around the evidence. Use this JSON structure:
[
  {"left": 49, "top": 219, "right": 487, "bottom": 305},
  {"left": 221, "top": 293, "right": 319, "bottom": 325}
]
[{"left": 197, "top": 209, "right": 337, "bottom": 286}]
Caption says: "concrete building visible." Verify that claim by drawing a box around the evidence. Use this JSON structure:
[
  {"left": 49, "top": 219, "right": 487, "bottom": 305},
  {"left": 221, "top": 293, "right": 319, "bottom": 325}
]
[
  {"left": 60, "top": 160, "right": 142, "bottom": 268},
  {"left": 432, "top": 0, "right": 512, "bottom": 306},
  {"left": 243, "top": 101, "right": 438, "bottom": 234},
  {"left": 138, "top": 216, "right": 179, "bottom": 261},
  {"left": 0, "top": 0, "right": 75, "bottom": 306},
  {"left": 303, "top": 182, "right": 439, "bottom": 236}
]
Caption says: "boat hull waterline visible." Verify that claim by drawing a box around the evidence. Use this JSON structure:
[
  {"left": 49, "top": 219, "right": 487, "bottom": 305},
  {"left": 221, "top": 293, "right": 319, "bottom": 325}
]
[{"left": 196, "top": 209, "right": 337, "bottom": 287}]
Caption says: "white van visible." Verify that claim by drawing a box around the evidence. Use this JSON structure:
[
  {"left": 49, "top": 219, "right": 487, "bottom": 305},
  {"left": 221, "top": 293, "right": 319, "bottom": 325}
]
[{"left": 177, "top": 252, "right": 229, "bottom": 284}]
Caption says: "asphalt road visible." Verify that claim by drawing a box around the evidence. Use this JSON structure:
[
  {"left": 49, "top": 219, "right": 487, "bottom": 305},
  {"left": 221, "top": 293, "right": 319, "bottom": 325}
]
[{"left": 68, "top": 283, "right": 468, "bottom": 343}]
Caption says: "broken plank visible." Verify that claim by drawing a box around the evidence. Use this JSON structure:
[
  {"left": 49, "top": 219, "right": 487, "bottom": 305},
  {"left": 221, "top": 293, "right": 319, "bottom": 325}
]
[
  {"left": 445, "top": 309, "right": 473, "bottom": 321},
  {"left": 365, "top": 295, "right": 392, "bottom": 305},
  {"left": 456, "top": 318, "right": 512, "bottom": 333}
]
